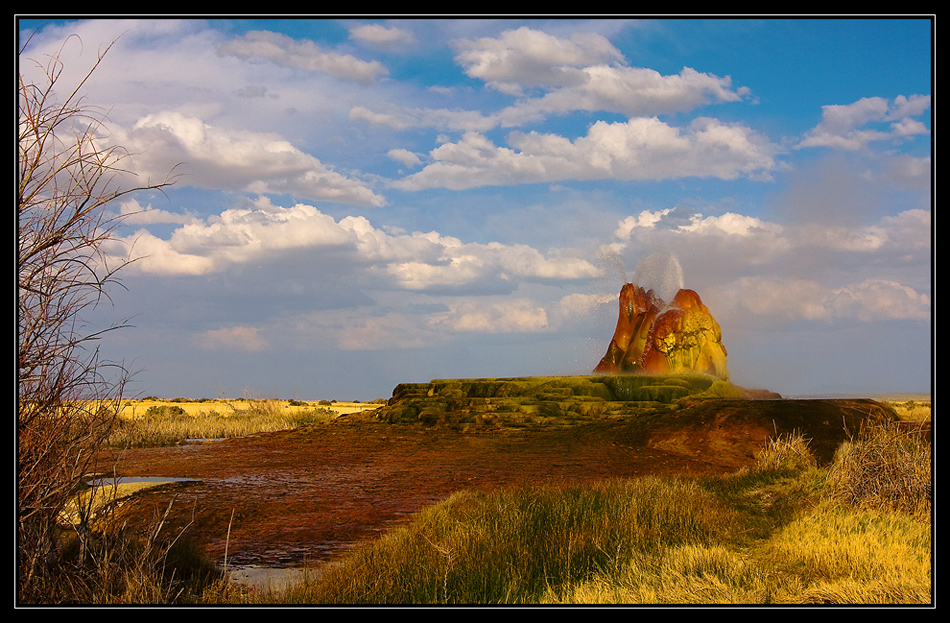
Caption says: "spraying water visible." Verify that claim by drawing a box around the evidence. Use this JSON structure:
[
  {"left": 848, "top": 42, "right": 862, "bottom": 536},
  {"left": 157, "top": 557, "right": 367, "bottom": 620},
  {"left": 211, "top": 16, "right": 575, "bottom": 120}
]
[
  {"left": 631, "top": 251, "right": 684, "bottom": 305},
  {"left": 597, "top": 247, "right": 628, "bottom": 286}
]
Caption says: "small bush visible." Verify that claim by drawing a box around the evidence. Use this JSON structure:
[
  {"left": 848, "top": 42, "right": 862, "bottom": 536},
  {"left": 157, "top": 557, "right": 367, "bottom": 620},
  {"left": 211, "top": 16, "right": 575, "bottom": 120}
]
[
  {"left": 825, "top": 421, "right": 931, "bottom": 517},
  {"left": 145, "top": 405, "right": 186, "bottom": 417},
  {"left": 755, "top": 431, "right": 817, "bottom": 475}
]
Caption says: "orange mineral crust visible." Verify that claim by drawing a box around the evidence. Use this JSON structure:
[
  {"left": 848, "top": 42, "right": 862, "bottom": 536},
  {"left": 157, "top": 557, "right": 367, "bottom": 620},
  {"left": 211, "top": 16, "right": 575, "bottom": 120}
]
[{"left": 595, "top": 285, "right": 728, "bottom": 380}]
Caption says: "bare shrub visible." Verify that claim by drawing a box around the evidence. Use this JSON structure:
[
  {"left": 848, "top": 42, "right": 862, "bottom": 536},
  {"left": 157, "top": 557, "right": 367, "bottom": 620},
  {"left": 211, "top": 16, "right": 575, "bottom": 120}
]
[{"left": 18, "top": 34, "right": 173, "bottom": 601}]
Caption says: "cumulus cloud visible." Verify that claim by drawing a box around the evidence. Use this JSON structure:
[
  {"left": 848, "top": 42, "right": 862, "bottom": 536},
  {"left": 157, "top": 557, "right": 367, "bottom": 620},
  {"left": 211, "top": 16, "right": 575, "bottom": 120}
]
[
  {"left": 114, "top": 111, "right": 385, "bottom": 207},
  {"left": 498, "top": 65, "right": 748, "bottom": 126},
  {"left": 349, "top": 23, "right": 417, "bottom": 50},
  {"left": 716, "top": 276, "right": 930, "bottom": 323},
  {"left": 616, "top": 208, "right": 783, "bottom": 240},
  {"left": 453, "top": 26, "right": 625, "bottom": 95},
  {"left": 883, "top": 155, "right": 931, "bottom": 189},
  {"left": 352, "top": 26, "right": 750, "bottom": 133},
  {"left": 608, "top": 205, "right": 931, "bottom": 324},
  {"left": 798, "top": 94, "right": 931, "bottom": 150},
  {"left": 217, "top": 29, "right": 388, "bottom": 84},
  {"left": 429, "top": 298, "right": 549, "bottom": 333},
  {"left": 613, "top": 205, "right": 929, "bottom": 258},
  {"left": 394, "top": 116, "right": 779, "bottom": 191},
  {"left": 387, "top": 148, "right": 422, "bottom": 167},
  {"left": 111, "top": 198, "right": 602, "bottom": 291}
]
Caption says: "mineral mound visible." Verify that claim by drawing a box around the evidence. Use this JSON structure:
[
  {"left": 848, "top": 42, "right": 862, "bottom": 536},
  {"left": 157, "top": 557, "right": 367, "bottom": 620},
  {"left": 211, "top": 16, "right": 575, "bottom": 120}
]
[
  {"left": 373, "top": 374, "right": 758, "bottom": 425},
  {"left": 594, "top": 284, "right": 728, "bottom": 380}
]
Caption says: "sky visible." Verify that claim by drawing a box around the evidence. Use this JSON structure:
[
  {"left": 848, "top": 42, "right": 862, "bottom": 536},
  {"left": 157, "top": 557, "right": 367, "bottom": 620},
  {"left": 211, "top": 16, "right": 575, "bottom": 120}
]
[{"left": 17, "top": 17, "right": 933, "bottom": 401}]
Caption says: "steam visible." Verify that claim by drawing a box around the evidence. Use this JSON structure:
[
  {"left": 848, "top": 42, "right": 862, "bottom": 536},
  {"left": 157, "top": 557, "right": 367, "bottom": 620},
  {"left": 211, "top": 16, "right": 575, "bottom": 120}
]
[{"left": 631, "top": 251, "right": 684, "bottom": 304}]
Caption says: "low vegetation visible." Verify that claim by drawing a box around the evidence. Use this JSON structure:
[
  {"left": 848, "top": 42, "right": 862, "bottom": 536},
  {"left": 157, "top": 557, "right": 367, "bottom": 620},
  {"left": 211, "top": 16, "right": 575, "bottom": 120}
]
[
  {"left": 21, "top": 401, "right": 930, "bottom": 606},
  {"left": 243, "top": 418, "right": 930, "bottom": 606},
  {"left": 376, "top": 374, "right": 756, "bottom": 425},
  {"left": 104, "top": 397, "right": 343, "bottom": 448}
]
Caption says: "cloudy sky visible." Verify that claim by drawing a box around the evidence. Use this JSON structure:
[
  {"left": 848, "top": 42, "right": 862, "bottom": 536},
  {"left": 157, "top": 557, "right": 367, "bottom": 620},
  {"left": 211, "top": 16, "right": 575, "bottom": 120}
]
[{"left": 18, "top": 17, "right": 932, "bottom": 400}]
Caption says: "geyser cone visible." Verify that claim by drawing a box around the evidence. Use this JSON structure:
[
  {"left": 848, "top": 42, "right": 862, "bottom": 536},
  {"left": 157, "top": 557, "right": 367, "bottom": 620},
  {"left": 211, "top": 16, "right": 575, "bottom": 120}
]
[
  {"left": 594, "top": 284, "right": 729, "bottom": 380},
  {"left": 594, "top": 284, "right": 664, "bottom": 373}
]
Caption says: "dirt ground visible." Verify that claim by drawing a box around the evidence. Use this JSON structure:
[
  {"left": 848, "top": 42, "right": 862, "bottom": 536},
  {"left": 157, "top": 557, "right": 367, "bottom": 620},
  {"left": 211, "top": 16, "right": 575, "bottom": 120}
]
[{"left": 97, "top": 398, "right": 903, "bottom": 575}]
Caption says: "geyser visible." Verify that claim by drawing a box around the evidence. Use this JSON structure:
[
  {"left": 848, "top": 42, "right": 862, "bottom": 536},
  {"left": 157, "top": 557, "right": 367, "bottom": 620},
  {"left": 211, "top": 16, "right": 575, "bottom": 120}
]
[{"left": 594, "top": 283, "right": 729, "bottom": 380}]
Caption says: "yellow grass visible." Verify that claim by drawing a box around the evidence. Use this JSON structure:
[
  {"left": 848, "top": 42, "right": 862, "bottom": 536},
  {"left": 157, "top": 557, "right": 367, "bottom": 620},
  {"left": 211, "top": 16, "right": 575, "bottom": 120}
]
[
  {"left": 114, "top": 398, "right": 378, "bottom": 419},
  {"left": 101, "top": 398, "right": 383, "bottom": 449},
  {"left": 882, "top": 398, "right": 931, "bottom": 421}
]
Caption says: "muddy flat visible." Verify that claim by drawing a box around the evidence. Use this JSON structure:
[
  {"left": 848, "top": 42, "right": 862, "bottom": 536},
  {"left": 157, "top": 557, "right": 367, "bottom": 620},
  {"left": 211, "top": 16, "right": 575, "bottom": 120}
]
[{"left": 98, "top": 398, "right": 898, "bottom": 572}]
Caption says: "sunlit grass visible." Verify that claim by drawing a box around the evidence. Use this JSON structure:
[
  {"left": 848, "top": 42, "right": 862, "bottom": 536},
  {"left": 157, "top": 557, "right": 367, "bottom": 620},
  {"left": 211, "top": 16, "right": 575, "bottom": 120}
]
[
  {"left": 881, "top": 398, "right": 931, "bottom": 421},
  {"left": 273, "top": 476, "right": 744, "bottom": 605},
  {"left": 104, "top": 398, "right": 358, "bottom": 448},
  {"left": 247, "top": 420, "right": 931, "bottom": 606},
  {"left": 49, "top": 400, "right": 930, "bottom": 606}
]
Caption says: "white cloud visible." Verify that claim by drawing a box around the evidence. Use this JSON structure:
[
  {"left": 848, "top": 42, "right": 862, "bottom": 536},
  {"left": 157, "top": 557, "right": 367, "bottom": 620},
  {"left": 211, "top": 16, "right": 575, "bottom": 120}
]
[
  {"left": 608, "top": 205, "right": 931, "bottom": 325},
  {"left": 115, "top": 111, "right": 385, "bottom": 207},
  {"left": 217, "top": 29, "right": 388, "bottom": 84},
  {"left": 453, "top": 26, "right": 624, "bottom": 95},
  {"left": 349, "top": 23, "right": 417, "bottom": 50},
  {"left": 353, "top": 26, "right": 750, "bottom": 134},
  {"left": 430, "top": 298, "right": 549, "bottom": 333},
  {"left": 387, "top": 148, "right": 423, "bottom": 167},
  {"left": 395, "top": 117, "right": 778, "bottom": 191},
  {"left": 554, "top": 292, "right": 616, "bottom": 320},
  {"left": 382, "top": 240, "right": 601, "bottom": 291},
  {"left": 828, "top": 278, "right": 931, "bottom": 322},
  {"left": 883, "top": 155, "right": 931, "bottom": 189},
  {"left": 112, "top": 199, "right": 602, "bottom": 291},
  {"left": 499, "top": 65, "right": 747, "bottom": 125},
  {"left": 613, "top": 206, "right": 928, "bottom": 257},
  {"left": 798, "top": 95, "right": 931, "bottom": 150},
  {"left": 716, "top": 276, "right": 930, "bottom": 323},
  {"left": 108, "top": 229, "right": 216, "bottom": 276}
]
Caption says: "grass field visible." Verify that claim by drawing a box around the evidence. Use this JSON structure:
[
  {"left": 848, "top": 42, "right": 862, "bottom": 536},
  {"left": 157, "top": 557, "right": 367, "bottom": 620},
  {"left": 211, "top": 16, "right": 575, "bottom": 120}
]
[
  {"left": 242, "top": 421, "right": 931, "bottom": 605},
  {"left": 115, "top": 397, "right": 381, "bottom": 419},
  {"left": 44, "top": 390, "right": 929, "bottom": 606},
  {"left": 103, "top": 396, "right": 383, "bottom": 448}
]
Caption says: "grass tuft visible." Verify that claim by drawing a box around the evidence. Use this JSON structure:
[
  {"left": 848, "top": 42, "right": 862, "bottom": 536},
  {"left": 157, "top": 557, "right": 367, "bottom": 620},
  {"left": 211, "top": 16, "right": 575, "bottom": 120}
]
[{"left": 824, "top": 420, "right": 931, "bottom": 517}]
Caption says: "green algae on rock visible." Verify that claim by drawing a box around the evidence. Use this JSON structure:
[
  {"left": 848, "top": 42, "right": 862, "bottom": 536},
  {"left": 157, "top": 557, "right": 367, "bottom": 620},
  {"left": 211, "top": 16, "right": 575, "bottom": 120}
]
[{"left": 372, "top": 375, "right": 763, "bottom": 425}]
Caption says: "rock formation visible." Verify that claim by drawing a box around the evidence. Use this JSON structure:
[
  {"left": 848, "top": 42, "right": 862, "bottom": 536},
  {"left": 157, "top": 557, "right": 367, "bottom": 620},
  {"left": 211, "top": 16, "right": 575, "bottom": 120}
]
[{"left": 594, "top": 284, "right": 729, "bottom": 380}]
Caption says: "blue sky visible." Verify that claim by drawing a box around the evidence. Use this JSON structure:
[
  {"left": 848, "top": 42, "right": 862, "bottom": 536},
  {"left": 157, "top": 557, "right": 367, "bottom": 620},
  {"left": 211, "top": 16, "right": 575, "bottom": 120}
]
[{"left": 18, "top": 17, "right": 933, "bottom": 400}]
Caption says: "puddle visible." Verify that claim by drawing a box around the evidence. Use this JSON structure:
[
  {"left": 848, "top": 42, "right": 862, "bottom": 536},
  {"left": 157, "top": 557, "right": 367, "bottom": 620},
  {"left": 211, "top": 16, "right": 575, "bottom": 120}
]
[
  {"left": 87, "top": 476, "right": 199, "bottom": 487},
  {"left": 225, "top": 560, "right": 345, "bottom": 591},
  {"left": 60, "top": 477, "right": 200, "bottom": 526},
  {"left": 226, "top": 565, "right": 315, "bottom": 590}
]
